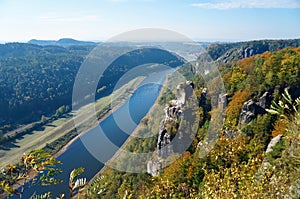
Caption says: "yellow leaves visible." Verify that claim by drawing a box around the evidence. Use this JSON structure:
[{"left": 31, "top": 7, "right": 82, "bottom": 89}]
[
  {"left": 237, "top": 56, "right": 256, "bottom": 74},
  {"left": 6, "top": 164, "right": 17, "bottom": 174},
  {"left": 201, "top": 155, "right": 265, "bottom": 198}
]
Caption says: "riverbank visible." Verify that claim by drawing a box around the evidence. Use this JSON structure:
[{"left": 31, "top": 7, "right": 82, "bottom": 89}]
[
  {"left": 90, "top": 75, "right": 172, "bottom": 181},
  {"left": 53, "top": 96, "right": 128, "bottom": 158},
  {"left": 0, "top": 77, "right": 144, "bottom": 167},
  {"left": 0, "top": 77, "right": 145, "bottom": 198}
]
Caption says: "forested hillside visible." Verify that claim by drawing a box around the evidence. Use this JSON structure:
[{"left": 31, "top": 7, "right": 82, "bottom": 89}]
[
  {"left": 206, "top": 38, "right": 300, "bottom": 63},
  {"left": 0, "top": 43, "right": 92, "bottom": 126},
  {"left": 0, "top": 43, "right": 183, "bottom": 129},
  {"left": 86, "top": 45, "right": 300, "bottom": 198}
]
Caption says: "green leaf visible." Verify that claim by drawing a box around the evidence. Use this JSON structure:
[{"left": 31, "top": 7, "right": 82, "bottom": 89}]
[{"left": 69, "top": 167, "right": 84, "bottom": 183}]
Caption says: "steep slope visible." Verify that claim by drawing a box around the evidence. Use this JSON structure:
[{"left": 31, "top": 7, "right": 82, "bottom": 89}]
[{"left": 87, "top": 45, "right": 300, "bottom": 199}]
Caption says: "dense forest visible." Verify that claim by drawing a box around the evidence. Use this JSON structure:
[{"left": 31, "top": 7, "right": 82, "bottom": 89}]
[
  {"left": 0, "top": 39, "right": 300, "bottom": 198},
  {"left": 0, "top": 43, "right": 92, "bottom": 126},
  {"left": 0, "top": 43, "right": 183, "bottom": 130}
]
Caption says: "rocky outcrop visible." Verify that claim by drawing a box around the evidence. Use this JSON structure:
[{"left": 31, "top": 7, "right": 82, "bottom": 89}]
[
  {"left": 176, "top": 81, "right": 194, "bottom": 105},
  {"left": 265, "top": 134, "right": 283, "bottom": 153},
  {"left": 205, "top": 39, "right": 300, "bottom": 64},
  {"left": 157, "top": 128, "right": 173, "bottom": 158},
  {"left": 164, "top": 100, "right": 182, "bottom": 120},
  {"left": 147, "top": 81, "right": 197, "bottom": 176},
  {"left": 147, "top": 160, "right": 162, "bottom": 177},
  {"left": 218, "top": 93, "right": 228, "bottom": 108},
  {"left": 261, "top": 134, "right": 283, "bottom": 171},
  {"left": 257, "top": 92, "right": 272, "bottom": 109},
  {"left": 239, "top": 92, "right": 271, "bottom": 124}
]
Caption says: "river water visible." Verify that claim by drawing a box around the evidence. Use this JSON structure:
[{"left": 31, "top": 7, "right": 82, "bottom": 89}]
[{"left": 19, "top": 70, "right": 170, "bottom": 198}]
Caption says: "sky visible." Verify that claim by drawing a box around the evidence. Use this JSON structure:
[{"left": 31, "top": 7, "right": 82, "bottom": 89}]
[{"left": 0, "top": 0, "right": 300, "bottom": 42}]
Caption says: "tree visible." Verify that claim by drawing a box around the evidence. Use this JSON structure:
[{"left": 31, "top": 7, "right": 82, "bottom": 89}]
[
  {"left": 55, "top": 106, "right": 66, "bottom": 117},
  {"left": 225, "top": 90, "right": 250, "bottom": 128},
  {"left": 0, "top": 150, "right": 62, "bottom": 199}
]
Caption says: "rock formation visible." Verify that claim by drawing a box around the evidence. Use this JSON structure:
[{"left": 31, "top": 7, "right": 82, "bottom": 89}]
[
  {"left": 265, "top": 134, "right": 283, "bottom": 153},
  {"left": 218, "top": 93, "right": 228, "bottom": 108},
  {"left": 239, "top": 92, "right": 271, "bottom": 124},
  {"left": 257, "top": 91, "right": 272, "bottom": 109},
  {"left": 261, "top": 134, "right": 283, "bottom": 174},
  {"left": 147, "top": 81, "right": 198, "bottom": 176}
]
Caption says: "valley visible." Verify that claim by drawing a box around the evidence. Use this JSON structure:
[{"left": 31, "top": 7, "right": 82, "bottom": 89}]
[{"left": 0, "top": 38, "right": 299, "bottom": 199}]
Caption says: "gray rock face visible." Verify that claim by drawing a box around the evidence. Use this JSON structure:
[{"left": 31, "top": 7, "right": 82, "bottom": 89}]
[
  {"left": 218, "top": 93, "right": 228, "bottom": 108},
  {"left": 147, "top": 160, "right": 162, "bottom": 177},
  {"left": 157, "top": 128, "right": 173, "bottom": 158},
  {"left": 176, "top": 81, "right": 194, "bottom": 105},
  {"left": 266, "top": 134, "right": 283, "bottom": 153},
  {"left": 239, "top": 92, "right": 271, "bottom": 124},
  {"left": 261, "top": 134, "right": 283, "bottom": 172},
  {"left": 257, "top": 92, "right": 272, "bottom": 109},
  {"left": 165, "top": 100, "right": 182, "bottom": 120},
  {"left": 147, "top": 81, "right": 196, "bottom": 176},
  {"left": 243, "top": 47, "right": 254, "bottom": 58}
]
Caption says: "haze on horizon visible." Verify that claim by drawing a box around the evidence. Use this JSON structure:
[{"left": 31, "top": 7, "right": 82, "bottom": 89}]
[{"left": 0, "top": 0, "right": 300, "bottom": 43}]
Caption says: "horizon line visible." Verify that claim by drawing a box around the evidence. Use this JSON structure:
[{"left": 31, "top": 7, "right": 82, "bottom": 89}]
[{"left": 1, "top": 37, "right": 300, "bottom": 45}]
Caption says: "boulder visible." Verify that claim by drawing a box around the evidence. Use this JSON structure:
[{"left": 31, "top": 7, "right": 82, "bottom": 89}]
[{"left": 261, "top": 134, "right": 283, "bottom": 171}]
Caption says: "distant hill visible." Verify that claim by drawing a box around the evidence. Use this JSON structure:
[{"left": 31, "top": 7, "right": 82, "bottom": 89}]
[
  {"left": 206, "top": 39, "right": 300, "bottom": 63},
  {"left": 28, "top": 38, "right": 99, "bottom": 47}
]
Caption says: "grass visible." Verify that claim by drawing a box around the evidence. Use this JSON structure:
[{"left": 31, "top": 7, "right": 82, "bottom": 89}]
[{"left": 0, "top": 77, "right": 144, "bottom": 166}]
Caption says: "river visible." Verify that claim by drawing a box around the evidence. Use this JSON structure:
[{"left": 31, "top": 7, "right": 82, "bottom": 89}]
[{"left": 19, "top": 70, "right": 170, "bottom": 198}]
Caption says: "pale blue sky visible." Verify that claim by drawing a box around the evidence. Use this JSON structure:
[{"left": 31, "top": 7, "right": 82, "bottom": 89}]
[{"left": 0, "top": 0, "right": 300, "bottom": 42}]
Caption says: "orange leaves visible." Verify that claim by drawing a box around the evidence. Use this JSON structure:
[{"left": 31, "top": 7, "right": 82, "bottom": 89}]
[
  {"left": 237, "top": 56, "right": 256, "bottom": 74},
  {"left": 225, "top": 90, "right": 251, "bottom": 128},
  {"left": 272, "top": 119, "right": 287, "bottom": 137}
]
